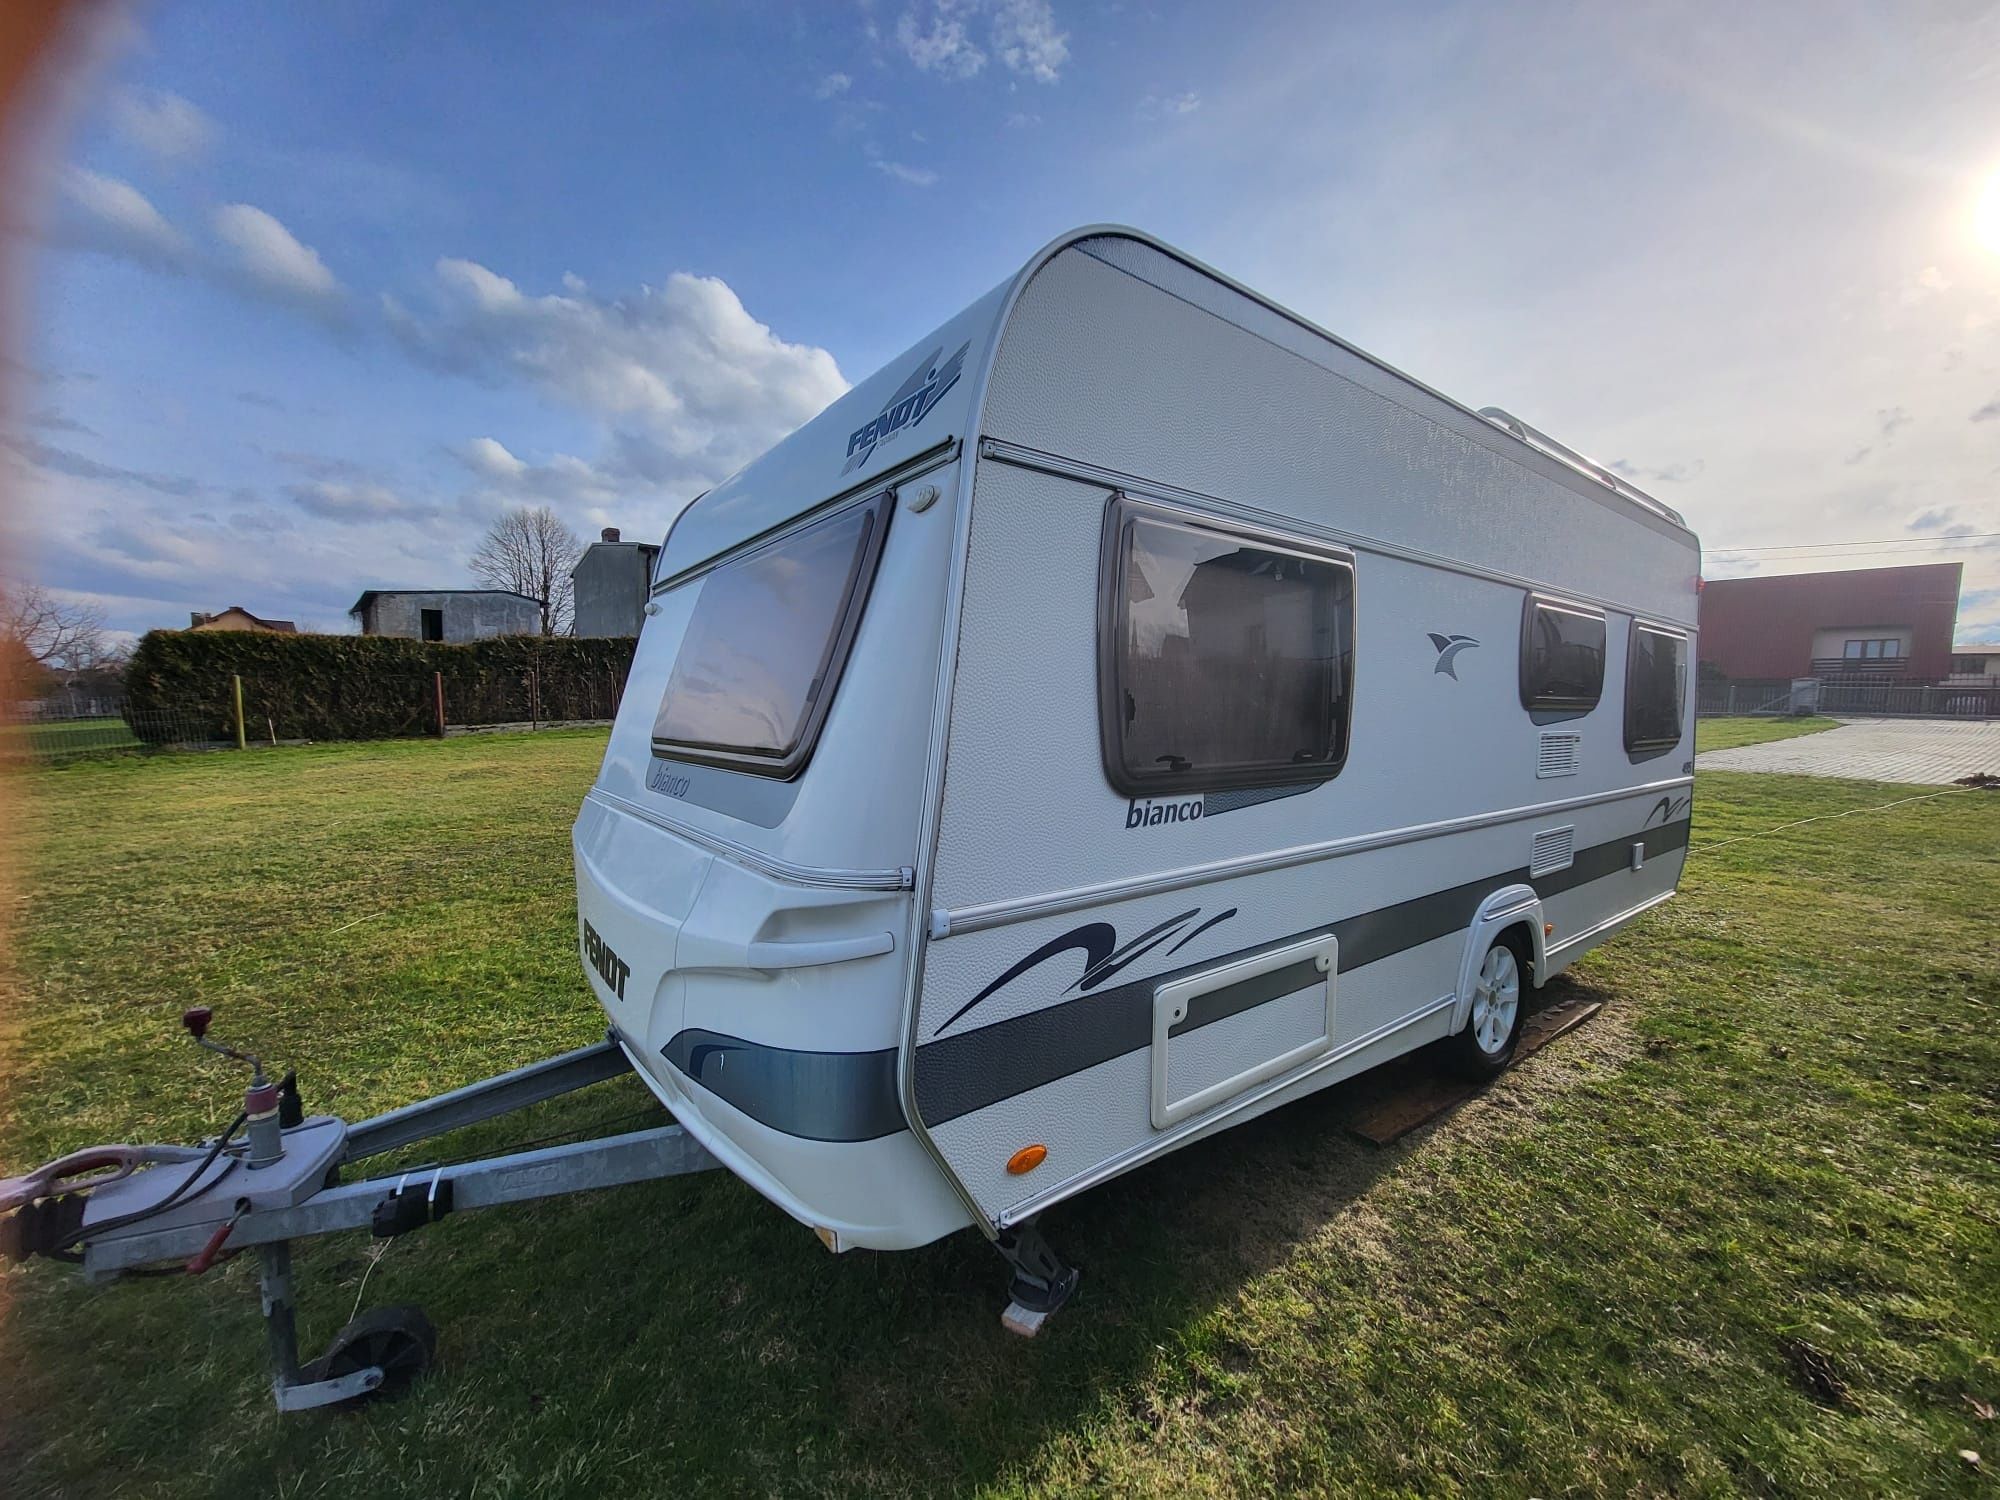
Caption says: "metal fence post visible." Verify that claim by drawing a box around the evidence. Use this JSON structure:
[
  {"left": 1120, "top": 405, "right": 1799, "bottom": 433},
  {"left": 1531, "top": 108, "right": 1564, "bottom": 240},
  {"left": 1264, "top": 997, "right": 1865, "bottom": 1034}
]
[{"left": 232, "top": 674, "right": 247, "bottom": 751}]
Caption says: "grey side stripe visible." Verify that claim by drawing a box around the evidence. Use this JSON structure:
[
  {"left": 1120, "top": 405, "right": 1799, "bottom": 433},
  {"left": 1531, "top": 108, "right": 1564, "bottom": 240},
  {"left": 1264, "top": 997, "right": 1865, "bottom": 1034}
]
[
  {"left": 659, "top": 1030, "right": 902, "bottom": 1143},
  {"left": 911, "top": 818, "right": 1689, "bottom": 1127},
  {"left": 658, "top": 818, "right": 1688, "bottom": 1142}
]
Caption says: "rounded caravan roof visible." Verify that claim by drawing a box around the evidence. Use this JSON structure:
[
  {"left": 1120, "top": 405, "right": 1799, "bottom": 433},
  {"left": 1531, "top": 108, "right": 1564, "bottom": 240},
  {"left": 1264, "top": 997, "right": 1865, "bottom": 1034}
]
[{"left": 655, "top": 226, "right": 1692, "bottom": 583}]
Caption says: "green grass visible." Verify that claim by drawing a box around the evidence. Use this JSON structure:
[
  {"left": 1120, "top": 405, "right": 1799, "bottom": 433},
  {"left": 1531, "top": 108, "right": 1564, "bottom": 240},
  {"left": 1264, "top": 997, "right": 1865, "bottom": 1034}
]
[
  {"left": 0, "top": 716, "right": 143, "bottom": 761},
  {"left": 2, "top": 733, "right": 1996, "bottom": 1498},
  {"left": 1696, "top": 715, "right": 1842, "bottom": 753}
]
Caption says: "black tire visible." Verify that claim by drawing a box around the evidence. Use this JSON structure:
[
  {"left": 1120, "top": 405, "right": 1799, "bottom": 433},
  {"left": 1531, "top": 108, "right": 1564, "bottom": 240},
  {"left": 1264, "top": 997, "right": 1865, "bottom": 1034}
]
[
  {"left": 1442, "top": 931, "right": 1528, "bottom": 1080},
  {"left": 300, "top": 1304, "right": 437, "bottom": 1406}
]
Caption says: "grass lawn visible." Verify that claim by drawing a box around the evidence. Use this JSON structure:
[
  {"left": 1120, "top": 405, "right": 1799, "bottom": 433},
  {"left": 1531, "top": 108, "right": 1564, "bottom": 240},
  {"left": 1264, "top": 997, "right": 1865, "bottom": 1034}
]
[
  {"left": 1696, "top": 715, "right": 1843, "bottom": 753},
  {"left": 2, "top": 732, "right": 1996, "bottom": 1498},
  {"left": 0, "top": 716, "right": 142, "bottom": 761}
]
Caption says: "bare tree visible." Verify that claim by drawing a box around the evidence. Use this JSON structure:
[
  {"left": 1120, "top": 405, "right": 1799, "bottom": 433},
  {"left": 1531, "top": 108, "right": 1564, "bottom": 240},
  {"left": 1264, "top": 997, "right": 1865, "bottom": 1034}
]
[
  {"left": 469, "top": 505, "right": 582, "bottom": 636},
  {"left": 1, "top": 580, "right": 105, "bottom": 669},
  {"left": 0, "top": 580, "right": 110, "bottom": 705}
]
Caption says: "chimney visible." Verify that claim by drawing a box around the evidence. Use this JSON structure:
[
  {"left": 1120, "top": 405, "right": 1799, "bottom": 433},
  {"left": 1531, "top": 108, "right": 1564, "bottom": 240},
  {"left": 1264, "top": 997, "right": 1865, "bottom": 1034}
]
[
  {"left": 601, "top": 527, "right": 621, "bottom": 543},
  {"left": 190, "top": 611, "right": 209, "bottom": 628}
]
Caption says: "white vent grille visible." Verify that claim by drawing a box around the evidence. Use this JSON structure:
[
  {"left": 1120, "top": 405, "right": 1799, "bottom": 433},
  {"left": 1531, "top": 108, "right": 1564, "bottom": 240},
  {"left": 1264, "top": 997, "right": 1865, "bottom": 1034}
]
[
  {"left": 1537, "top": 732, "right": 1581, "bottom": 779},
  {"left": 1530, "top": 825, "right": 1576, "bottom": 877}
]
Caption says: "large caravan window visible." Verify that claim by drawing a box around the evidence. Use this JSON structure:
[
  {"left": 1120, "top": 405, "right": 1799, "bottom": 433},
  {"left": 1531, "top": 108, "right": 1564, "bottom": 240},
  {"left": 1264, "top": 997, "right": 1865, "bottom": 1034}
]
[
  {"left": 1520, "top": 596, "right": 1606, "bottom": 715},
  {"left": 1099, "top": 496, "right": 1354, "bottom": 796},
  {"left": 1624, "top": 623, "right": 1687, "bottom": 756},
  {"left": 651, "top": 493, "right": 890, "bottom": 779}
]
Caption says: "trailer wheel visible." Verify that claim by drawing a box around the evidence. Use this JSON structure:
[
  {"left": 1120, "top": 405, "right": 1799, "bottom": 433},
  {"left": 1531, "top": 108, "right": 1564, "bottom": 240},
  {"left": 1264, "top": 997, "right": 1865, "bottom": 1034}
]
[
  {"left": 301, "top": 1304, "right": 436, "bottom": 1405},
  {"left": 1445, "top": 934, "right": 1525, "bottom": 1079}
]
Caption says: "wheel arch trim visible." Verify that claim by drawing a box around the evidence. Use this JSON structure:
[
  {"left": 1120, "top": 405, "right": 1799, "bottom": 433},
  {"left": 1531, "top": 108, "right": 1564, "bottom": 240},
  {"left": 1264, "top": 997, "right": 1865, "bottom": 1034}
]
[{"left": 1450, "top": 884, "right": 1546, "bottom": 1035}]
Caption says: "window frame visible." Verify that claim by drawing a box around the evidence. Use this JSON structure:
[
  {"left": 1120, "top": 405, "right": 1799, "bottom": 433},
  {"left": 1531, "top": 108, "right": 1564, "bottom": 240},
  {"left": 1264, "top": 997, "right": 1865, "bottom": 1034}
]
[
  {"left": 1518, "top": 593, "right": 1608, "bottom": 718},
  {"left": 1623, "top": 619, "right": 1689, "bottom": 760},
  {"left": 1095, "top": 491, "right": 1357, "bottom": 799},
  {"left": 648, "top": 489, "right": 893, "bottom": 781}
]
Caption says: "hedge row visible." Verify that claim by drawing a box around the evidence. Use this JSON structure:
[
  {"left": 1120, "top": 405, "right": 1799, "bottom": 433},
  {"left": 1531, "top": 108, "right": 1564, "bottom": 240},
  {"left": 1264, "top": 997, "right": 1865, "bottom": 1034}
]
[{"left": 123, "top": 631, "right": 638, "bottom": 744}]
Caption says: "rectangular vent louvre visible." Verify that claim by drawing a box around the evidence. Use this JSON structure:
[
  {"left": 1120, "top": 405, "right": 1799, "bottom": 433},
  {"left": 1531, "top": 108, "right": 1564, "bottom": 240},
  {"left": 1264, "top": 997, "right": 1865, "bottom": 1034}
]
[
  {"left": 1530, "top": 825, "right": 1576, "bottom": 877},
  {"left": 1537, "top": 732, "right": 1581, "bottom": 779}
]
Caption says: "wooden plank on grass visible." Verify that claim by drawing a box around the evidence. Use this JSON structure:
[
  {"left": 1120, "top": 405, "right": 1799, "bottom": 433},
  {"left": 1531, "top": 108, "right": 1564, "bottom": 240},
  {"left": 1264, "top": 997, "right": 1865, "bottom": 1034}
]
[{"left": 1341, "top": 996, "right": 1604, "bottom": 1147}]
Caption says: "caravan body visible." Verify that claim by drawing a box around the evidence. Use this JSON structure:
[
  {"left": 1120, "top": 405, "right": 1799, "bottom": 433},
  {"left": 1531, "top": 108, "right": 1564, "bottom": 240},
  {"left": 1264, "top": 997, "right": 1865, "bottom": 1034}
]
[{"left": 573, "top": 227, "right": 1700, "bottom": 1257}]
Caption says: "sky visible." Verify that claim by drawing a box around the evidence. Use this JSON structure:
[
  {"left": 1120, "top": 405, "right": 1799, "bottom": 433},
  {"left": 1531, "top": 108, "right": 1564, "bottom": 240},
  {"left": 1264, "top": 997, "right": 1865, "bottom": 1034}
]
[{"left": 6, "top": 0, "right": 2000, "bottom": 642}]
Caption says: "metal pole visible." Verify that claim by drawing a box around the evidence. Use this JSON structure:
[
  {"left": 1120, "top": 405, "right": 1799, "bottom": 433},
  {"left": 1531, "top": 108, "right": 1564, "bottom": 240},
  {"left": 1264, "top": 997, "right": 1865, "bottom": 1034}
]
[
  {"left": 233, "top": 674, "right": 247, "bottom": 751},
  {"left": 259, "top": 1241, "right": 303, "bottom": 1389}
]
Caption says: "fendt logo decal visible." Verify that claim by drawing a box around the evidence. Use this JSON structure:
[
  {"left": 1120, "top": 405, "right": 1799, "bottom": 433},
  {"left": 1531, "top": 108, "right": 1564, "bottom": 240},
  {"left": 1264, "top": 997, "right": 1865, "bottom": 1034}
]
[
  {"left": 843, "top": 340, "right": 969, "bottom": 474},
  {"left": 934, "top": 906, "right": 1238, "bottom": 1036},
  {"left": 1428, "top": 632, "right": 1480, "bottom": 679},
  {"left": 582, "top": 919, "right": 630, "bottom": 1000}
]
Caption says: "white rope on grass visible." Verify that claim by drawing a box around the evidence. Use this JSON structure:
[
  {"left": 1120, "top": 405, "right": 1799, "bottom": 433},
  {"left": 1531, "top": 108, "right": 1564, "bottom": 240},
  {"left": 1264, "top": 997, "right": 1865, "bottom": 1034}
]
[{"left": 1688, "top": 785, "right": 1981, "bottom": 856}]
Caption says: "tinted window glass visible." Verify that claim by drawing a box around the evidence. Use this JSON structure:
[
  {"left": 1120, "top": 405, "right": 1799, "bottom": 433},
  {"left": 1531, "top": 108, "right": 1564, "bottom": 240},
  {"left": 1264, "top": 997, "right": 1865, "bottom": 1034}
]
[
  {"left": 1520, "top": 598, "right": 1606, "bottom": 712},
  {"left": 1625, "top": 624, "right": 1687, "bottom": 753},
  {"left": 651, "top": 494, "right": 888, "bottom": 778},
  {"left": 1101, "top": 499, "right": 1354, "bottom": 795}
]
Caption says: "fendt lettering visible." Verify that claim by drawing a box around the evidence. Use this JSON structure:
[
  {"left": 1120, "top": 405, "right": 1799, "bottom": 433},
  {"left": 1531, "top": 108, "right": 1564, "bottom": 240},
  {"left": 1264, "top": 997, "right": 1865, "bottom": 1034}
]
[{"left": 581, "top": 919, "right": 630, "bottom": 1000}]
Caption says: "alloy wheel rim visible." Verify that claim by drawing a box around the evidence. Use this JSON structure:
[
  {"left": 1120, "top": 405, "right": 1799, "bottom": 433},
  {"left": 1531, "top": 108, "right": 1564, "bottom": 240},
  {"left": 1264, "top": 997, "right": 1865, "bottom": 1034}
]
[{"left": 1471, "top": 946, "right": 1520, "bottom": 1055}]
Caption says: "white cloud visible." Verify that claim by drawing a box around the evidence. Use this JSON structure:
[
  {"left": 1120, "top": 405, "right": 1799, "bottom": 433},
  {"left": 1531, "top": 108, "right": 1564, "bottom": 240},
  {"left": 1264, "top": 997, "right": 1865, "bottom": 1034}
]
[
  {"left": 289, "top": 480, "right": 421, "bottom": 522},
  {"left": 388, "top": 258, "right": 848, "bottom": 490},
  {"left": 437, "top": 256, "right": 522, "bottom": 311},
  {"left": 212, "top": 203, "right": 341, "bottom": 304},
  {"left": 992, "top": 0, "right": 1068, "bottom": 83},
  {"left": 898, "top": 4, "right": 986, "bottom": 78},
  {"left": 1609, "top": 457, "right": 1705, "bottom": 484},
  {"left": 109, "top": 87, "right": 216, "bottom": 160},
  {"left": 57, "top": 168, "right": 189, "bottom": 268},
  {"left": 871, "top": 158, "right": 940, "bottom": 187},
  {"left": 1138, "top": 91, "right": 1202, "bottom": 119},
  {"left": 458, "top": 436, "right": 527, "bottom": 483},
  {"left": 894, "top": 2, "right": 1069, "bottom": 83},
  {"left": 814, "top": 72, "right": 853, "bottom": 99},
  {"left": 454, "top": 437, "right": 618, "bottom": 500}
]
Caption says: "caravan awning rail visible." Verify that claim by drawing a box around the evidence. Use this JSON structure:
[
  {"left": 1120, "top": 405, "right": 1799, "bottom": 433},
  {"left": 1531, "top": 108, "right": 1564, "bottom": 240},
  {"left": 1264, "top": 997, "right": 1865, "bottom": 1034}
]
[{"left": 1476, "top": 407, "right": 1688, "bottom": 531}]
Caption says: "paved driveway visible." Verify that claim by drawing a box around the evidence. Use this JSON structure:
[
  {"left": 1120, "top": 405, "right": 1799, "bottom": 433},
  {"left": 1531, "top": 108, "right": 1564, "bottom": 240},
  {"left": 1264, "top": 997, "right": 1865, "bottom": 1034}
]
[{"left": 1697, "top": 718, "right": 2000, "bottom": 784}]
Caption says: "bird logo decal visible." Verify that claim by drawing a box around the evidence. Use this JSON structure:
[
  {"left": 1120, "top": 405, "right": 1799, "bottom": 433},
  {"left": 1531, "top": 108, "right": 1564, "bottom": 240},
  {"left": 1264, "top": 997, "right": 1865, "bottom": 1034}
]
[{"left": 1428, "top": 632, "right": 1480, "bottom": 679}]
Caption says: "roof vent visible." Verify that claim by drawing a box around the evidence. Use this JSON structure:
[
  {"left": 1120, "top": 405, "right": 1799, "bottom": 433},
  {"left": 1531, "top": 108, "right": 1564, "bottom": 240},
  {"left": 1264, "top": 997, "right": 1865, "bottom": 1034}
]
[{"left": 601, "top": 527, "right": 621, "bottom": 543}]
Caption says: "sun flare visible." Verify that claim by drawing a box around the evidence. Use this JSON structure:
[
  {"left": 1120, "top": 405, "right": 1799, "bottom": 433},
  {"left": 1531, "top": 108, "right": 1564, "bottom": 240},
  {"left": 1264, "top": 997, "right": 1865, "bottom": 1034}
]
[{"left": 1978, "top": 169, "right": 2000, "bottom": 254}]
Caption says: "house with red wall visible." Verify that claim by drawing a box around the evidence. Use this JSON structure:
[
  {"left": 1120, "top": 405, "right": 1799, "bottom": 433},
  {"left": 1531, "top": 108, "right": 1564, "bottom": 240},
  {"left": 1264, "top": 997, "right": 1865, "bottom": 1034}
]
[{"left": 1697, "top": 562, "right": 1962, "bottom": 682}]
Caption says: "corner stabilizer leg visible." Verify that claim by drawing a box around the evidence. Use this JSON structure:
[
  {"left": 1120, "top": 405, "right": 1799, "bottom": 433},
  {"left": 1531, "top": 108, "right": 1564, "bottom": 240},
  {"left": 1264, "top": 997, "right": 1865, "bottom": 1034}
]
[{"left": 995, "top": 1221, "right": 1079, "bottom": 1338}]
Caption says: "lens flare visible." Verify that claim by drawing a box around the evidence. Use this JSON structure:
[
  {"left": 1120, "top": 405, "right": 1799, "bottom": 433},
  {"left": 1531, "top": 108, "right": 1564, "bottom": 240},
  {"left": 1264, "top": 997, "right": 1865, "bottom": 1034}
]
[{"left": 1978, "top": 170, "right": 2000, "bottom": 254}]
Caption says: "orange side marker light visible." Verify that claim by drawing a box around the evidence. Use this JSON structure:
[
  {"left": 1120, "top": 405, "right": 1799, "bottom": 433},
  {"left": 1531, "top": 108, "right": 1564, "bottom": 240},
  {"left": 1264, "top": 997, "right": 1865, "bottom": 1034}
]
[
  {"left": 1544, "top": 922, "right": 1555, "bottom": 937},
  {"left": 1006, "top": 1144, "right": 1048, "bottom": 1176}
]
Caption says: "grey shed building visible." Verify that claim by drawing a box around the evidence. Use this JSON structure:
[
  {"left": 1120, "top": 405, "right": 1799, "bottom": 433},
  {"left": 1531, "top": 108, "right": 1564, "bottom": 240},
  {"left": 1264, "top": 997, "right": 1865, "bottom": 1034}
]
[
  {"left": 570, "top": 528, "right": 659, "bottom": 638},
  {"left": 349, "top": 589, "right": 541, "bottom": 641}
]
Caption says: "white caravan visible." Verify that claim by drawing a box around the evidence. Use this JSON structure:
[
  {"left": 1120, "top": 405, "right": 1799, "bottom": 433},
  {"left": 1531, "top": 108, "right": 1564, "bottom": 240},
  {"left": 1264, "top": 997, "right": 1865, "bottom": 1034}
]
[{"left": 574, "top": 226, "right": 1700, "bottom": 1325}]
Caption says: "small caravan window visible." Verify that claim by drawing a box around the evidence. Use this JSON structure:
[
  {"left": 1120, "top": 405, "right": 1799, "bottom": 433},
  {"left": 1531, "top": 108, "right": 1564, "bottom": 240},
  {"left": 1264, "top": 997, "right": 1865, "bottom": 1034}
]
[
  {"left": 650, "top": 492, "right": 890, "bottom": 779},
  {"left": 1520, "top": 596, "right": 1606, "bottom": 715},
  {"left": 1624, "top": 622, "right": 1687, "bottom": 756},
  {"left": 1098, "top": 495, "right": 1354, "bottom": 796}
]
